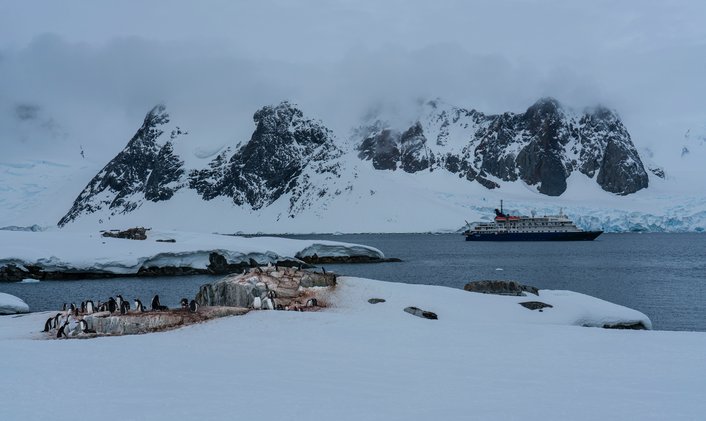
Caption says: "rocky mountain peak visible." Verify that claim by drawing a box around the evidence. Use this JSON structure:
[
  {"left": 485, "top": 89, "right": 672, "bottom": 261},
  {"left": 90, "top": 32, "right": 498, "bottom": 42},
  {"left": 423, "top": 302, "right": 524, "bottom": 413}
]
[
  {"left": 356, "top": 97, "right": 649, "bottom": 196},
  {"left": 58, "top": 104, "right": 184, "bottom": 226}
]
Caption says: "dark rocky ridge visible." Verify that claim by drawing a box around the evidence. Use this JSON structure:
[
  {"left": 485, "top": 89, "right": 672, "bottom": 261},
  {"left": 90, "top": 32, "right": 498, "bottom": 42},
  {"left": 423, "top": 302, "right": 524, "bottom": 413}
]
[
  {"left": 358, "top": 98, "right": 649, "bottom": 196},
  {"left": 189, "top": 101, "right": 344, "bottom": 214},
  {"left": 58, "top": 105, "right": 186, "bottom": 226}
]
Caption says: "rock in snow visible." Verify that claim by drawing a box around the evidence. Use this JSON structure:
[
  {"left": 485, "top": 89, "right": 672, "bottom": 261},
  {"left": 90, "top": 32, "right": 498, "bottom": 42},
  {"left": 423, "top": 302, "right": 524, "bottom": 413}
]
[
  {"left": 0, "top": 230, "right": 385, "bottom": 281},
  {"left": 0, "top": 293, "right": 30, "bottom": 315}
]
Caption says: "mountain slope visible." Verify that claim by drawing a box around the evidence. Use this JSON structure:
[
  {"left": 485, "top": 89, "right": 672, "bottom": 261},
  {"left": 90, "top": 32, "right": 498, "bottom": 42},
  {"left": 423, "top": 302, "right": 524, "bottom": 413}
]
[{"left": 357, "top": 98, "right": 649, "bottom": 196}]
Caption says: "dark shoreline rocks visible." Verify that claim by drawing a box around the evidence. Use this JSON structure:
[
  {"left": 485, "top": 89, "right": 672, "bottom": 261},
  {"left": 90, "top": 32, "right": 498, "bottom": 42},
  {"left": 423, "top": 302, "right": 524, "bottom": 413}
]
[
  {"left": 464, "top": 280, "right": 539, "bottom": 296},
  {"left": 0, "top": 253, "right": 311, "bottom": 282},
  {"left": 299, "top": 255, "right": 401, "bottom": 264}
]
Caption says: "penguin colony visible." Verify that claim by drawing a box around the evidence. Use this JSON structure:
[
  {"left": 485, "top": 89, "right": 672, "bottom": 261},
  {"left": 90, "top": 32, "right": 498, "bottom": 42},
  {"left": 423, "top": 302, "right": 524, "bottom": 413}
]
[{"left": 42, "top": 294, "right": 200, "bottom": 339}]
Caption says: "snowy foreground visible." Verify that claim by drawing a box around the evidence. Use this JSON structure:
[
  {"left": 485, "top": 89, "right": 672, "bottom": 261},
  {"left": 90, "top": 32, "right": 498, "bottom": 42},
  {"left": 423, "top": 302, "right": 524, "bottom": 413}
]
[
  {"left": 0, "top": 230, "right": 383, "bottom": 275},
  {"left": 2, "top": 277, "right": 705, "bottom": 420}
]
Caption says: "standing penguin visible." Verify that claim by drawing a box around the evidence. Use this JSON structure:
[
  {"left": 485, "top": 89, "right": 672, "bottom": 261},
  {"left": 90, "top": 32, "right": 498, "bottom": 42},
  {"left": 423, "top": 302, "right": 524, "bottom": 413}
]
[
  {"left": 188, "top": 300, "right": 199, "bottom": 313},
  {"left": 252, "top": 296, "right": 262, "bottom": 310},
  {"left": 80, "top": 301, "right": 86, "bottom": 313},
  {"left": 134, "top": 299, "right": 142, "bottom": 312},
  {"left": 120, "top": 300, "right": 130, "bottom": 315},
  {"left": 56, "top": 319, "right": 69, "bottom": 338},
  {"left": 43, "top": 318, "right": 53, "bottom": 332},
  {"left": 107, "top": 297, "right": 117, "bottom": 313},
  {"left": 151, "top": 295, "right": 168, "bottom": 311},
  {"left": 116, "top": 295, "right": 124, "bottom": 310},
  {"left": 79, "top": 319, "right": 96, "bottom": 334},
  {"left": 85, "top": 300, "right": 95, "bottom": 314},
  {"left": 180, "top": 298, "right": 189, "bottom": 309},
  {"left": 134, "top": 299, "right": 145, "bottom": 312},
  {"left": 52, "top": 313, "right": 62, "bottom": 329}
]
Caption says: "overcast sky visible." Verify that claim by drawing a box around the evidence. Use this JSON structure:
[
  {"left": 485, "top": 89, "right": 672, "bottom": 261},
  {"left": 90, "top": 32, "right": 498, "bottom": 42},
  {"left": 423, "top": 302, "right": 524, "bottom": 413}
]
[{"left": 1, "top": 0, "right": 705, "bottom": 164}]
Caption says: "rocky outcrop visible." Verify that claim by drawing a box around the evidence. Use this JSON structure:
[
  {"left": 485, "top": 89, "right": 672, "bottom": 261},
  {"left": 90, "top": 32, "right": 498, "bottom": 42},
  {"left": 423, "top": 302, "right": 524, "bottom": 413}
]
[
  {"left": 101, "top": 227, "right": 149, "bottom": 240},
  {"left": 196, "top": 266, "right": 335, "bottom": 310},
  {"left": 464, "top": 280, "right": 539, "bottom": 296},
  {"left": 357, "top": 98, "right": 649, "bottom": 196},
  {"left": 404, "top": 306, "right": 438, "bottom": 320},
  {"left": 519, "top": 301, "right": 553, "bottom": 311}
]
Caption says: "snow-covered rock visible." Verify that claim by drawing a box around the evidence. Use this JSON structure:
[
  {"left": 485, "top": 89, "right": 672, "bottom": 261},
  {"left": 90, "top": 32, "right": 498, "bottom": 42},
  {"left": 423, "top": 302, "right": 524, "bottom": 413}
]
[
  {"left": 0, "top": 292, "right": 30, "bottom": 315},
  {"left": 0, "top": 230, "right": 385, "bottom": 280}
]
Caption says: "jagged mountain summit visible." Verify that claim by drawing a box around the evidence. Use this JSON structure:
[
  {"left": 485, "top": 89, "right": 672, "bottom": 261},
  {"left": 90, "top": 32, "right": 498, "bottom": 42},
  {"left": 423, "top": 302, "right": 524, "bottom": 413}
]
[
  {"left": 357, "top": 98, "right": 649, "bottom": 196},
  {"left": 59, "top": 102, "right": 349, "bottom": 227},
  {"left": 58, "top": 97, "right": 655, "bottom": 231},
  {"left": 58, "top": 104, "right": 187, "bottom": 227},
  {"left": 188, "top": 102, "right": 345, "bottom": 213}
]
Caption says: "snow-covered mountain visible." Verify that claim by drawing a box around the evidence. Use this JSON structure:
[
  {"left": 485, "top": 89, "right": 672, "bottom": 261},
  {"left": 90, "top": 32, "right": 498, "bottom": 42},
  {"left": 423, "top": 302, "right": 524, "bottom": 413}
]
[
  {"left": 3, "top": 98, "right": 706, "bottom": 233},
  {"left": 357, "top": 98, "right": 648, "bottom": 196}
]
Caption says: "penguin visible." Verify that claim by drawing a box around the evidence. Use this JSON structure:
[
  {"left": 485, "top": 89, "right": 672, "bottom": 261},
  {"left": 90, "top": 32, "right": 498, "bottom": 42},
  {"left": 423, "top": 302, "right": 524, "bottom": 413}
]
[
  {"left": 79, "top": 319, "right": 96, "bottom": 334},
  {"left": 85, "top": 300, "right": 95, "bottom": 314},
  {"left": 306, "top": 298, "right": 318, "bottom": 308},
  {"left": 69, "top": 303, "right": 76, "bottom": 312},
  {"left": 180, "top": 298, "right": 189, "bottom": 309},
  {"left": 120, "top": 300, "right": 130, "bottom": 315},
  {"left": 80, "top": 301, "right": 86, "bottom": 313},
  {"left": 134, "top": 299, "right": 145, "bottom": 312},
  {"left": 56, "top": 319, "right": 69, "bottom": 338},
  {"left": 151, "top": 295, "right": 168, "bottom": 311},
  {"left": 252, "top": 296, "right": 262, "bottom": 310},
  {"left": 62, "top": 303, "right": 67, "bottom": 312},
  {"left": 116, "top": 295, "right": 124, "bottom": 311},
  {"left": 52, "top": 313, "right": 62, "bottom": 329},
  {"left": 43, "top": 317, "right": 53, "bottom": 332},
  {"left": 107, "top": 297, "right": 117, "bottom": 313},
  {"left": 276, "top": 304, "right": 284, "bottom": 311},
  {"left": 188, "top": 300, "right": 199, "bottom": 313},
  {"left": 262, "top": 297, "right": 274, "bottom": 310}
]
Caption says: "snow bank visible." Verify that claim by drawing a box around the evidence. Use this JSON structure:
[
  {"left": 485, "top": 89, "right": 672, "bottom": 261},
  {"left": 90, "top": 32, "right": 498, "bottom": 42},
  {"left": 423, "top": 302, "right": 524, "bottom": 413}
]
[
  {"left": 0, "top": 276, "right": 704, "bottom": 420},
  {"left": 0, "top": 292, "right": 29, "bottom": 314},
  {"left": 0, "top": 230, "right": 384, "bottom": 276},
  {"left": 326, "top": 277, "right": 652, "bottom": 329}
]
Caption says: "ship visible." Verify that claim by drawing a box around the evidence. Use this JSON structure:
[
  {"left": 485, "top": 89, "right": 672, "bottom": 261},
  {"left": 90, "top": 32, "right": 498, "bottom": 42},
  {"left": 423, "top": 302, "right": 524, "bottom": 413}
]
[{"left": 464, "top": 201, "right": 603, "bottom": 241}]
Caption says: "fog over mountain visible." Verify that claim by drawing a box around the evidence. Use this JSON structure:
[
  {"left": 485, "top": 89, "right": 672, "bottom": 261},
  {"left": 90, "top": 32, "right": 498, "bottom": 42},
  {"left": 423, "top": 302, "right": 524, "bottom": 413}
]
[{"left": 1, "top": 1, "right": 705, "bottom": 231}]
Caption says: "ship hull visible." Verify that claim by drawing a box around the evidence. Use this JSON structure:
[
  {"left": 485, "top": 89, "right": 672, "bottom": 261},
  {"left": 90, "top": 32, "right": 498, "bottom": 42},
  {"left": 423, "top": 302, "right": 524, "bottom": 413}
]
[{"left": 464, "top": 231, "right": 603, "bottom": 241}]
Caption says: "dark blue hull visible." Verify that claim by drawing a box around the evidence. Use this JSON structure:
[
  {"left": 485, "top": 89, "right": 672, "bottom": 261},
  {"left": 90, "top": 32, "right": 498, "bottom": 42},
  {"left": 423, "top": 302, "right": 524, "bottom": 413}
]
[{"left": 464, "top": 231, "right": 603, "bottom": 241}]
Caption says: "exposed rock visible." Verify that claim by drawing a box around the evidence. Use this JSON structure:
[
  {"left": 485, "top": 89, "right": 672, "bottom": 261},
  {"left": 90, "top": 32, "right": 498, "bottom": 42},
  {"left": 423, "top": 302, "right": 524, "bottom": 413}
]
[
  {"left": 196, "top": 266, "right": 335, "bottom": 310},
  {"left": 368, "top": 298, "right": 386, "bottom": 304},
  {"left": 519, "top": 301, "right": 553, "bottom": 311},
  {"left": 403, "top": 306, "right": 438, "bottom": 320},
  {"left": 56, "top": 307, "right": 247, "bottom": 337},
  {"left": 189, "top": 101, "right": 345, "bottom": 216},
  {"left": 602, "top": 322, "right": 648, "bottom": 330},
  {"left": 357, "top": 97, "right": 648, "bottom": 196},
  {"left": 101, "top": 227, "right": 149, "bottom": 240},
  {"left": 464, "top": 280, "right": 539, "bottom": 296},
  {"left": 299, "top": 255, "right": 401, "bottom": 264}
]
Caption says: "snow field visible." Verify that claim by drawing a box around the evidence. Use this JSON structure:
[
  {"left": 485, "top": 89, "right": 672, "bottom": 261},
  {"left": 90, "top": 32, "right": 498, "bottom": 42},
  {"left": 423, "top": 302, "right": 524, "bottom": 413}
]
[{"left": 1, "top": 277, "right": 704, "bottom": 420}]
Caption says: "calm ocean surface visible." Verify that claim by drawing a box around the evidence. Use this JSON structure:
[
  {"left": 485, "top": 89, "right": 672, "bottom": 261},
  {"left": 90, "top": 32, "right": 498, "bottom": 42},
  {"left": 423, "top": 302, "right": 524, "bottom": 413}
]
[{"left": 1, "top": 233, "right": 704, "bottom": 332}]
